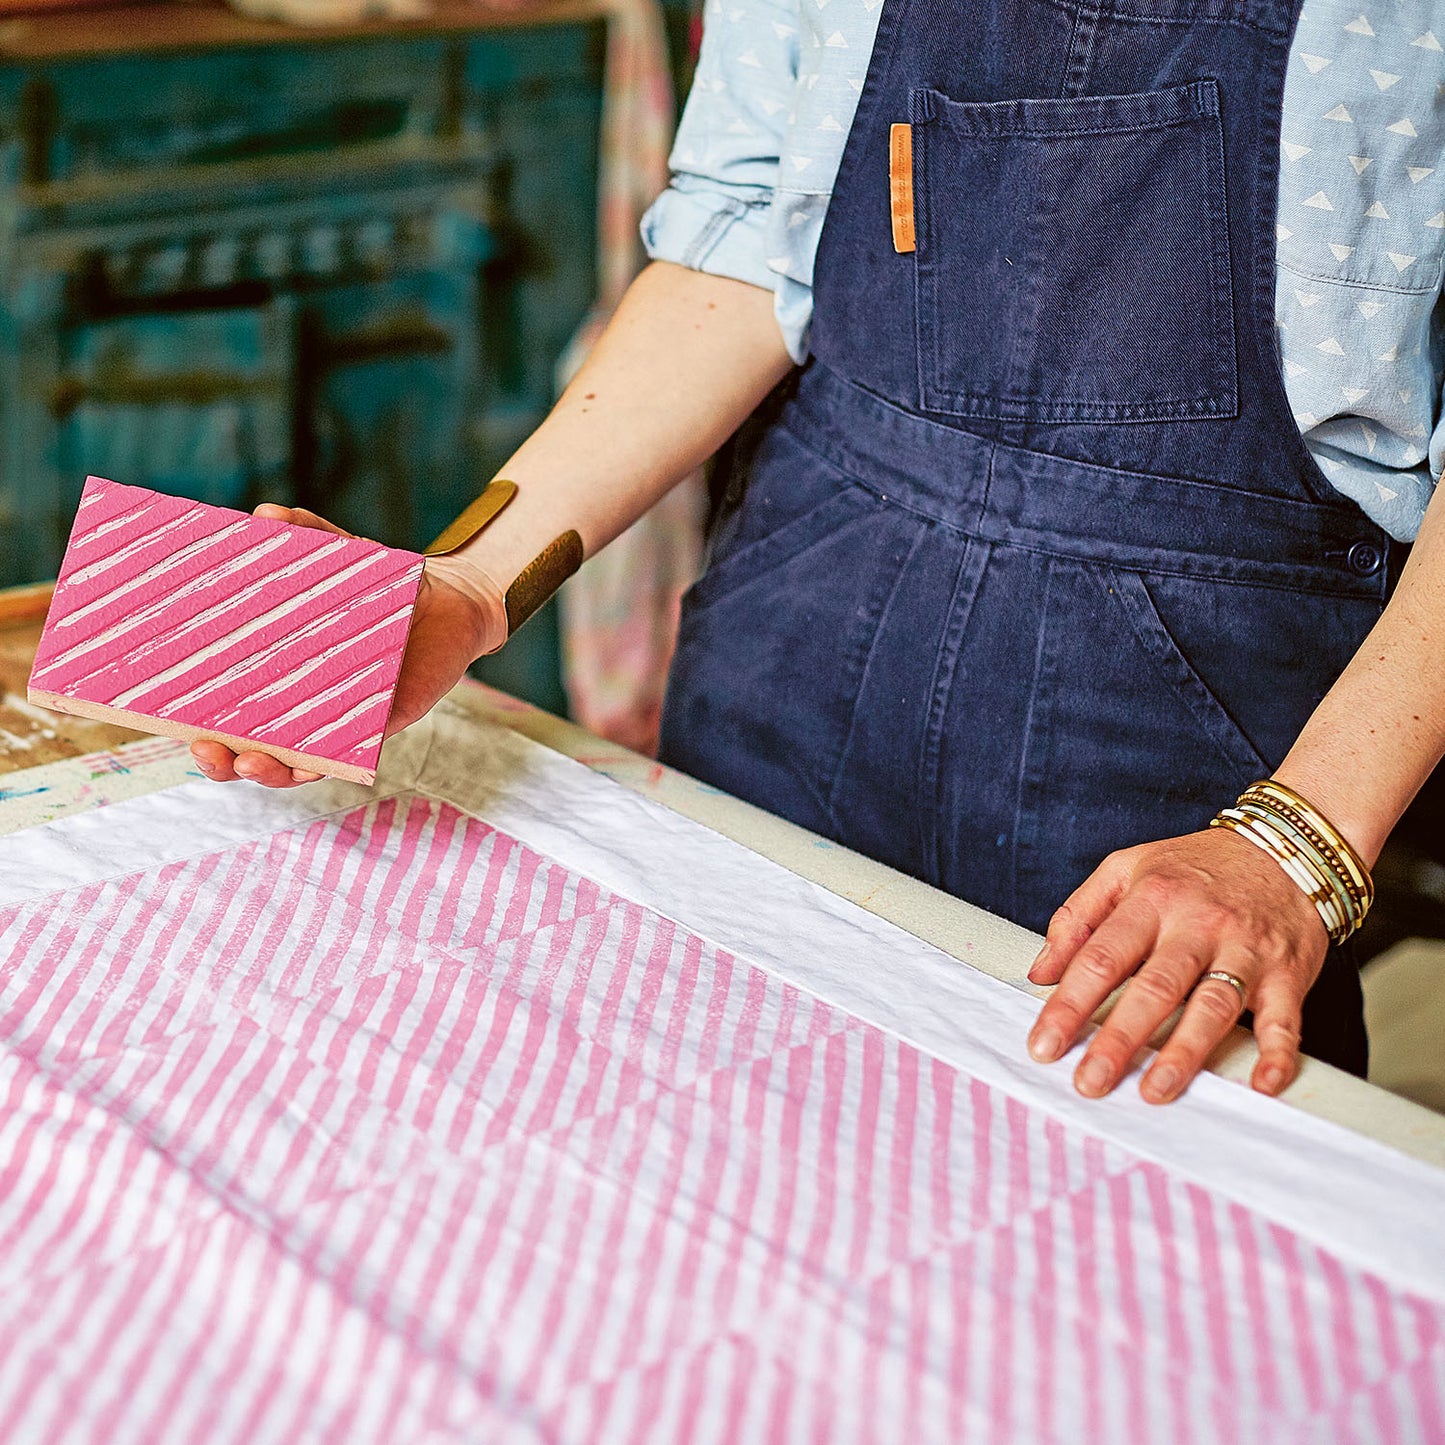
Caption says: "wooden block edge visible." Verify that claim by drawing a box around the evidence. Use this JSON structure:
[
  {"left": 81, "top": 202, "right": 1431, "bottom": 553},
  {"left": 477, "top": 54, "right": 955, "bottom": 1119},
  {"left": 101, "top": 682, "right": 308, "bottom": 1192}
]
[{"left": 27, "top": 689, "right": 377, "bottom": 786}]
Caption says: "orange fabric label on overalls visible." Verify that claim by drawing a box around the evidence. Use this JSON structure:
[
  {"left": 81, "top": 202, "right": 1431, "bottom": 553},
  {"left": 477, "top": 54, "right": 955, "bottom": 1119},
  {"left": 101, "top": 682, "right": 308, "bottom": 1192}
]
[{"left": 889, "top": 123, "right": 916, "bottom": 254}]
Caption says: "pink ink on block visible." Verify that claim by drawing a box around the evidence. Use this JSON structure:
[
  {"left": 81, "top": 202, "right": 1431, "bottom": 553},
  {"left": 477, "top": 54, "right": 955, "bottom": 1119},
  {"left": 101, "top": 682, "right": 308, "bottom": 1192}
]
[{"left": 28, "top": 476, "right": 425, "bottom": 785}]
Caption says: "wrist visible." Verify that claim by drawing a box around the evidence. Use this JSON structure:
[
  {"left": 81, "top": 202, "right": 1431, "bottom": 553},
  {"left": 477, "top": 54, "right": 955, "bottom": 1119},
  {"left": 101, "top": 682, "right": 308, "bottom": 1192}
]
[
  {"left": 1211, "top": 777, "right": 1375, "bottom": 943},
  {"left": 1269, "top": 757, "right": 1386, "bottom": 868},
  {"left": 423, "top": 551, "right": 509, "bottom": 659},
  {"left": 426, "top": 475, "right": 587, "bottom": 649}
]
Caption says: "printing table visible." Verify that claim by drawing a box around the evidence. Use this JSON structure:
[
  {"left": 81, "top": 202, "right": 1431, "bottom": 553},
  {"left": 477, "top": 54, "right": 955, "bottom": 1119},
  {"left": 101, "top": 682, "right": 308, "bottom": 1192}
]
[
  {"left": 2, "top": 575, "right": 1442, "bottom": 1165},
  {"left": 1, "top": 584, "right": 1443, "bottom": 1444}
]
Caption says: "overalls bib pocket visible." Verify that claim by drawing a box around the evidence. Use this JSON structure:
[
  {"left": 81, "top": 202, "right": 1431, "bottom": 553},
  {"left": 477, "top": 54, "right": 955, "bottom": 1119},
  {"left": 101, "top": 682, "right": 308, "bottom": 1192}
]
[{"left": 910, "top": 78, "right": 1237, "bottom": 423}]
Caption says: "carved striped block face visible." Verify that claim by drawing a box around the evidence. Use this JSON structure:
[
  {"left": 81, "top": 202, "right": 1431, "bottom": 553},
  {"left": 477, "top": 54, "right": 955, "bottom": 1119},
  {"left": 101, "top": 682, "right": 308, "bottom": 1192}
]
[{"left": 29, "top": 476, "right": 425, "bottom": 785}]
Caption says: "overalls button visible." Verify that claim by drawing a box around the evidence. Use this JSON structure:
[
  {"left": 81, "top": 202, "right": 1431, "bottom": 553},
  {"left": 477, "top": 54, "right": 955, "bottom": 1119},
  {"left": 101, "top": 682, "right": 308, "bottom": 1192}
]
[{"left": 1346, "top": 542, "right": 1383, "bottom": 577}]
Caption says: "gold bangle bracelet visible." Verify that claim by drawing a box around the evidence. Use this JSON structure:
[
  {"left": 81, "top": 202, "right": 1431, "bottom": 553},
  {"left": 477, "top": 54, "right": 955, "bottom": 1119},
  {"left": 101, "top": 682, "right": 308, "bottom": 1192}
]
[
  {"left": 424, "top": 479, "right": 584, "bottom": 641},
  {"left": 1242, "top": 790, "right": 1370, "bottom": 904},
  {"left": 424, "top": 479, "right": 518, "bottom": 557},
  {"left": 1210, "top": 812, "right": 1358, "bottom": 943},
  {"left": 1232, "top": 799, "right": 1366, "bottom": 918},
  {"left": 1252, "top": 818, "right": 1352, "bottom": 938},
  {"left": 503, "top": 530, "right": 583, "bottom": 636},
  {"left": 1212, "top": 778, "right": 1374, "bottom": 943},
  {"left": 1240, "top": 779, "right": 1373, "bottom": 903},
  {"left": 1236, "top": 797, "right": 1369, "bottom": 930}
]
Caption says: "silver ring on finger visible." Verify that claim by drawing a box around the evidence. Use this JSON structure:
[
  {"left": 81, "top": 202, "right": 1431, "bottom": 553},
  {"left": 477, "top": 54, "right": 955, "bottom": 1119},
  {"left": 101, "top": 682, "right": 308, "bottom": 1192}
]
[{"left": 1198, "top": 969, "right": 1249, "bottom": 1010}]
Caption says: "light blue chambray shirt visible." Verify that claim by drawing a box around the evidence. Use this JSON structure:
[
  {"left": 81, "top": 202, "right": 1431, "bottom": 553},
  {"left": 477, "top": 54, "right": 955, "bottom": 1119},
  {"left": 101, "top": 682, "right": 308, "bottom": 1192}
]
[{"left": 642, "top": 0, "right": 1445, "bottom": 540}]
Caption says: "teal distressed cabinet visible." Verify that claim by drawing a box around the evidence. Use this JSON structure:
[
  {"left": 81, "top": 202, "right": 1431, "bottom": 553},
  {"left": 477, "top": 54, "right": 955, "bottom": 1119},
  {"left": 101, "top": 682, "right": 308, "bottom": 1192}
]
[{"left": 0, "top": 0, "right": 692, "bottom": 705}]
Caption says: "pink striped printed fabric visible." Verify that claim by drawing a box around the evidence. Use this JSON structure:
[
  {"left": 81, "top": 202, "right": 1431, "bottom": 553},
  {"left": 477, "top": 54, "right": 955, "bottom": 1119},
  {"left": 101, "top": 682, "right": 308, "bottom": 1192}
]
[
  {"left": 29, "top": 477, "right": 424, "bottom": 779},
  {"left": 0, "top": 793, "right": 1441, "bottom": 1444}
]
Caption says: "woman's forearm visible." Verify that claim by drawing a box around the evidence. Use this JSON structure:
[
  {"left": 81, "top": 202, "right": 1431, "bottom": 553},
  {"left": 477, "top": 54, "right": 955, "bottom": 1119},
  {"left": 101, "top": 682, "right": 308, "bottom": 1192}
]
[
  {"left": 445, "top": 260, "right": 795, "bottom": 603},
  {"left": 1274, "top": 481, "right": 1445, "bottom": 864}
]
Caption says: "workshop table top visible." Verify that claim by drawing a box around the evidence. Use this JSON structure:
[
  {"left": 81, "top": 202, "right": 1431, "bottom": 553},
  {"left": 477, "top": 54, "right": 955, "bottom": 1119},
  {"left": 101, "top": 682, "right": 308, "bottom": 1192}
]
[{"left": 2, "top": 580, "right": 1443, "bottom": 1170}]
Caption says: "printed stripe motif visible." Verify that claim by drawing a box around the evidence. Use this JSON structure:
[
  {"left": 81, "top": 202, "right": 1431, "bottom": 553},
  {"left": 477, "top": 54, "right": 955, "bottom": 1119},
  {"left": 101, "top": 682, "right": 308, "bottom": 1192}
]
[
  {"left": 30, "top": 477, "right": 424, "bottom": 774},
  {"left": 0, "top": 794, "right": 1441, "bottom": 1444}
]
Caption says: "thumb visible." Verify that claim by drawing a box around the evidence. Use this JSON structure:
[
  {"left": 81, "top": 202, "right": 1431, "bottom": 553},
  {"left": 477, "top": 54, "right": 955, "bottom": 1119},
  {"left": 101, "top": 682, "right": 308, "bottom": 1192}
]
[{"left": 254, "top": 503, "right": 359, "bottom": 540}]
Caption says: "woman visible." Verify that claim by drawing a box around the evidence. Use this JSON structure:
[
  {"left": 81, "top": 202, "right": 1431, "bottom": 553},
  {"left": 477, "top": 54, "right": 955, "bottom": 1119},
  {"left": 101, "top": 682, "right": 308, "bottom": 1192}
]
[{"left": 197, "top": 0, "right": 1445, "bottom": 1106}]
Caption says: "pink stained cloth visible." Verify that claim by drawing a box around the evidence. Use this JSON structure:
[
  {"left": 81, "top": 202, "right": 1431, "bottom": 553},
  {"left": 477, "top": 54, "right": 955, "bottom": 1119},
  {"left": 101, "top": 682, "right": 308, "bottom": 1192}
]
[
  {"left": 30, "top": 477, "right": 424, "bottom": 779},
  {"left": 0, "top": 792, "right": 1441, "bottom": 1444}
]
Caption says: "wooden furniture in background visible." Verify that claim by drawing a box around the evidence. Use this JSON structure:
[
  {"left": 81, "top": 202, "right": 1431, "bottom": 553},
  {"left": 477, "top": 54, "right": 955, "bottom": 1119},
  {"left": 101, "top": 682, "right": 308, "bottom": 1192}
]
[
  {"left": 0, "top": 582, "right": 145, "bottom": 769},
  {"left": 0, "top": 0, "right": 695, "bottom": 713}
]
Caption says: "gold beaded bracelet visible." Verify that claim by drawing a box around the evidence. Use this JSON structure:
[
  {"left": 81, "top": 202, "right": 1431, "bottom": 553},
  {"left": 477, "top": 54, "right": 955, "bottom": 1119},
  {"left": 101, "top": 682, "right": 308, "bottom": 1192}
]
[
  {"left": 1209, "top": 780, "right": 1373, "bottom": 944},
  {"left": 1229, "top": 800, "right": 1357, "bottom": 933},
  {"left": 1239, "top": 780, "right": 1373, "bottom": 910},
  {"left": 1212, "top": 809, "right": 1352, "bottom": 939}
]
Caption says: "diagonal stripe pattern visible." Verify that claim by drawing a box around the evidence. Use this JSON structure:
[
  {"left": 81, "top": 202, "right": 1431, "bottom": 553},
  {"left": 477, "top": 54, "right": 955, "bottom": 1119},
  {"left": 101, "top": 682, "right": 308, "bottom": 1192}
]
[
  {"left": 0, "top": 793, "right": 1441, "bottom": 1444},
  {"left": 29, "top": 477, "right": 424, "bottom": 779}
]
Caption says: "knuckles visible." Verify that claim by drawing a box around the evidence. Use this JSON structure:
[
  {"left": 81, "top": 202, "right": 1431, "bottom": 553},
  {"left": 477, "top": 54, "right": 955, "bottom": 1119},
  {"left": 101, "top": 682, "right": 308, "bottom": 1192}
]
[
  {"left": 1254, "top": 1015, "right": 1303, "bottom": 1049},
  {"left": 1102, "top": 847, "right": 1141, "bottom": 875},
  {"left": 1047, "top": 902, "right": 1091, "bottom": 949},
  {"left": 1125, "top": 968, "right": 1192, "bottom": 1011},
  {"left": 1054, "top": 833, "right": 1331, "bottom": 1027},
  {"left": 1070, "top": 948, "right": 1133, "bottom": 987},
  {"left": 1121, "top": 867, "right": 1290, "bottom": 953},
  {"left": 1191, "top": 985, "right": 1245, "bottom": 1026}
]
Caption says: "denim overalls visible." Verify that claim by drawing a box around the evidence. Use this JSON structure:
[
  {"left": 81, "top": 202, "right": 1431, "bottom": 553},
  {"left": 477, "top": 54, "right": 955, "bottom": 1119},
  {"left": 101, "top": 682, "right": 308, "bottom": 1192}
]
[{"left": 659, "top": 0, "right": 1403, "bottom": 1073}]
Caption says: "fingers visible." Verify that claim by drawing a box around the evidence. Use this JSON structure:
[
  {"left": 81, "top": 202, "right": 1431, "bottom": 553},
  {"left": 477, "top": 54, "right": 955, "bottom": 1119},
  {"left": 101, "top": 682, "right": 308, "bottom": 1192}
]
[
  {"left": 1063, "top": 950, "right": 1301, "bottom": 1105},
  {"left": 191, "top": 739, "right": 239, "bottom": 782},
  {"left": 231, "top": 751, "right": 309, "bottom": 788},
  {"left": 190, "top": 740, "right": 319, "bottom": 789},
  {"left": 254, "top": 503, "right": 358, "bottom": 539},
  {"left": 1137, "top": 956, "right": 1252, "bottom": 1104},
  {"left": 1027, "top": 830, "right": 1324, "bottom": 1105},
  {"left": 1027, "top": 895, "right": 1159, "bottom": 1066},
  {"left": 1073, "top": 935, "right": 1216, "bottom": 1099},
  {"left": 1028, "top": 850, "right": 1134, "bottom": 986},
  {"left": 1248, "top": 977, "right": 1305, "bottom": 1096}
]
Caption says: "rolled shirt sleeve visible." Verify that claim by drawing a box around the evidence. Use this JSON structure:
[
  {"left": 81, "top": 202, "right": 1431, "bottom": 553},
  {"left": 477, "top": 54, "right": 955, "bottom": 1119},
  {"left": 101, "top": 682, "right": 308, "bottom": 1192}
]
[
  {"left": 641, "top": 0, "right": 803, "bottom": 341},
  {"left": 1273, "top": 0, "right": 1445, "bottom": 542}
]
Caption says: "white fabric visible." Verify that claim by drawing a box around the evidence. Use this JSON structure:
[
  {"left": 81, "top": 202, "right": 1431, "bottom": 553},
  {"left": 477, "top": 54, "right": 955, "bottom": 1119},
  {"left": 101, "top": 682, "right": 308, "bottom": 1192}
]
[{"left": 1, "top": 701, "right": 1441, "bottom": 1306}]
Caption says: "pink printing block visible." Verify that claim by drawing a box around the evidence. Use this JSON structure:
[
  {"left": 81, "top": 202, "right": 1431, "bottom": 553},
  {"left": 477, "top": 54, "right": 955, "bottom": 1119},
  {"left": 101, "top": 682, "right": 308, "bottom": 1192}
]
[{"left": 29, "top": 476, "right": 426, "bottom": 785}]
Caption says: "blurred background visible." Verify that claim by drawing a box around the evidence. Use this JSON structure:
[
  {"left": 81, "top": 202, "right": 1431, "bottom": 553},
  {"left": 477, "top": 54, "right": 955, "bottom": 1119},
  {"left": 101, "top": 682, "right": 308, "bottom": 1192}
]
[
  {"left": 0, "top": 0, "right": 1438, "bottom": 1102},
  {"left": 0, "top": 0, "right": 702, "bottom": 737}
]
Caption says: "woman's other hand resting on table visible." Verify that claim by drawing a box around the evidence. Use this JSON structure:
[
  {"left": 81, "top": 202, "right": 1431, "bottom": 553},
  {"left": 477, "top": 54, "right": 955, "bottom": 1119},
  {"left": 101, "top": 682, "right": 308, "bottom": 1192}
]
[
  {"left": 1025, "top": 829, "right": 1330, "bottom": 1106},
  {"left": 1028, "top": 478, "right": 1445, "bottom": 1105}
]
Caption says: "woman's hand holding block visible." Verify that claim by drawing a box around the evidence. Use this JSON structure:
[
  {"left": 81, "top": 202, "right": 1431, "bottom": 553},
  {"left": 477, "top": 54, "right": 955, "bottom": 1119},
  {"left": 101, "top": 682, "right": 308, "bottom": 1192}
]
[{"left": 28, "top": 476, "right": 425, "bottom": 785}]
